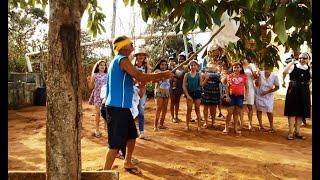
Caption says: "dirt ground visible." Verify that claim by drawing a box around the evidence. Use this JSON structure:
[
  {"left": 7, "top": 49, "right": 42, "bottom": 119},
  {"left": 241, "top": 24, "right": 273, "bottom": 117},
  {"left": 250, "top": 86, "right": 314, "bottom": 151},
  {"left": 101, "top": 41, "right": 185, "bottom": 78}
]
[{"left": 8, "top": 96, "right": 312, "bottom": 180}]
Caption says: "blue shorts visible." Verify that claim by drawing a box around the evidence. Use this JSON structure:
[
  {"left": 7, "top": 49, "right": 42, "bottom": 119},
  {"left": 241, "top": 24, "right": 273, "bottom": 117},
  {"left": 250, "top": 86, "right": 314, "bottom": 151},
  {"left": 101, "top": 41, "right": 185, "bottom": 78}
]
[
  {"left": 188, "top": 90, "right": 201, "bottom": 100},
  {"left": 106, "top": 106, "right": 138, "bottom": 149},
  {"left": 228, "top": 95, "right": 244, "bottom": 107}
]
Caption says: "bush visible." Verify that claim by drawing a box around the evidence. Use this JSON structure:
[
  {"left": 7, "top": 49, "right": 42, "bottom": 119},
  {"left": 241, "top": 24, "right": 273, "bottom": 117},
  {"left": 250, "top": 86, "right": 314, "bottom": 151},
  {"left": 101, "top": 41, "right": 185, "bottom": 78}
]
[{"left": 146, "top": 83, "right": 155, "bottom": 98}]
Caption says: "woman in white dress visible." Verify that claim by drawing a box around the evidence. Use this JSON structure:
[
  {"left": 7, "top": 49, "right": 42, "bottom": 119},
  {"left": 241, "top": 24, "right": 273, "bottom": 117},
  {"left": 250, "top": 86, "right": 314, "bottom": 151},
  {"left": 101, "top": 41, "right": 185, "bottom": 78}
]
[
  {"left": 240, "top": 58, "right": 258, "bottom": 131},
  {"left": 254, "top": 66, "right": 279, "bottom": 132}
]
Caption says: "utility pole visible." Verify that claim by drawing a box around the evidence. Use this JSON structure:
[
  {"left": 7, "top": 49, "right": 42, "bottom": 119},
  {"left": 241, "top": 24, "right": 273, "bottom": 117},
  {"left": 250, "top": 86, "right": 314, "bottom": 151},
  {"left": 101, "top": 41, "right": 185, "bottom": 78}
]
[
  {"left": 183, "top": 34, "right": 189, "bottom": 59},
  {"left": 110, "top": 0, "right": 117, "bottom": 57}
]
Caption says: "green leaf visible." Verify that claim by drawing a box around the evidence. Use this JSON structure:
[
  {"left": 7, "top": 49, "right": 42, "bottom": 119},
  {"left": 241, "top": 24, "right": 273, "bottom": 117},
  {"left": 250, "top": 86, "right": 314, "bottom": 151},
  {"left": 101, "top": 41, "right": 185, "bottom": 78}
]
[
  {"left": 171, "top": 0, "right": 179, "bottom": 7},
  {"left": 274, "top": 5, "right": 287, "bottom": 44},
  {"left": 20, "top": 0, "right": 27, "bottom": 8},
  {"left": 264, "top": 0, "right": 273, "bottom": 11},
  {"left": 8, "top": 0, "right": 18, "bottom": 8},
  {"left": 141, "top": 8, "right": 149, "bottom": 22},
  {"left": 169, "top": 5, "right": 184, "bottom": 23},
  {"left": 28, "top": 0, "right": 35, "bottom": 6},
  {"left": 182, "top": 20, "right": 192, "bottom": 34},
  {"left": 285, "top": 3, "right": 298, "bottom": 29},
  {"left": 91, "top": 0, "right": 97, "bottom": 7},
  {"left": 247, "top": 0, "right": 254, "bottom": 9},
  {"left": 123, "top": 0, "right": 129, "bottom": 6},
  {"left": 130, "top": 0, "right": 135, "bottom": 6},
  {"left": 239, "top": 0, "right": 254, "bottom": 9},
  {"left": 99, "top": 23, "right": 106, "bottom": 33},
  {"left": 197, "top": 8, "right": 207, "bottom": 31},
  {"left": 211, "top": 4, "right": 226, "bottom": 25},
  {"left": 184, "top": 1, "right": 196, "bottom": 24}
]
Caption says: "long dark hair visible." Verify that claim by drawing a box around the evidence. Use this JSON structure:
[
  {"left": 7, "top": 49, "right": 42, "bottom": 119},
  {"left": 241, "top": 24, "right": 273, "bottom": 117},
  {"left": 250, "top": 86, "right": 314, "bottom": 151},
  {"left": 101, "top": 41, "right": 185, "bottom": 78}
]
[
  {"left": 231, "top": 62, "right": 245, "bottom": 74},
  {"left": 154, "top": 59, "right": 168, "bottom": 72}
]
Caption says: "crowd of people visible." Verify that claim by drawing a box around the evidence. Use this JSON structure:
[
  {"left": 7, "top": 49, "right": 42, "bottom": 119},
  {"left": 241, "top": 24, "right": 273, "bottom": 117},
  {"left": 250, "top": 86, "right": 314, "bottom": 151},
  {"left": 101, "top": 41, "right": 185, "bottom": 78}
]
[{"left": 86, "top": 35, "right": 312, "bottom": 173}]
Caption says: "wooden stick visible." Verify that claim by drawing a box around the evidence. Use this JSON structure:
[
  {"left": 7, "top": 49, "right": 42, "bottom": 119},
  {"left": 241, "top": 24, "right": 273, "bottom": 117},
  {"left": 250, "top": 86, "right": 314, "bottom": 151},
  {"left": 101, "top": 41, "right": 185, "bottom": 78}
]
[{"left": 171, "top": 24, "right": 226, "bottom": 72}]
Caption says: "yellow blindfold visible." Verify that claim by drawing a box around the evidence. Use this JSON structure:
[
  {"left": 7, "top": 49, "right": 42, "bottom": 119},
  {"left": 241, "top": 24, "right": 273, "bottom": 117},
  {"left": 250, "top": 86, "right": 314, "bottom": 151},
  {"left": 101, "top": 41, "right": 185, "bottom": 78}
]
[{"left": 113, "top": 38, "right": 133, "bottom": 55}]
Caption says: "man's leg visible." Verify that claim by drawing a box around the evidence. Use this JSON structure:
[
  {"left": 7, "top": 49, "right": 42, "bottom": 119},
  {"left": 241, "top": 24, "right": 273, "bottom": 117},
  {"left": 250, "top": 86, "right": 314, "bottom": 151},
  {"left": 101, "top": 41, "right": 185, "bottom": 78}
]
[
  {"left": 103, "top": 148, "right": 119, "bottom": 170},
  {"left": 124, "top": 139, "right": 136, "bottom": 167}
]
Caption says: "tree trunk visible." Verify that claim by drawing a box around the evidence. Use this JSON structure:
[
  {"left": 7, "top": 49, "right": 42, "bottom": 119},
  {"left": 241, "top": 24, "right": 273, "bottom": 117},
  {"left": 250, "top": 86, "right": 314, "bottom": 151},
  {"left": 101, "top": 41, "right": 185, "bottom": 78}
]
[{"left": 46, "top": 1, "right": 88, "bottom": 179}]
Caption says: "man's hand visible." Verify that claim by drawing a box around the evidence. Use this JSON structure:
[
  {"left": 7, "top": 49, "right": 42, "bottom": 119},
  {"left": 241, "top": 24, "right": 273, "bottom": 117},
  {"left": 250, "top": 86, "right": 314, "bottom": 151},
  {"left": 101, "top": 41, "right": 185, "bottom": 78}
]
[{"left": 161, "top": 70, "right": 174, "bottom": 79}]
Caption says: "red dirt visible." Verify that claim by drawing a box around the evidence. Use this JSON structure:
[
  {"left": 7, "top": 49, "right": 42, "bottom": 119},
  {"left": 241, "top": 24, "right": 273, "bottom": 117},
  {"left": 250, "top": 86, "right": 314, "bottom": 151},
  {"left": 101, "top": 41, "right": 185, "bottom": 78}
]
[{"left": 8, "top": 97, "right": 312, "bottom": 179}]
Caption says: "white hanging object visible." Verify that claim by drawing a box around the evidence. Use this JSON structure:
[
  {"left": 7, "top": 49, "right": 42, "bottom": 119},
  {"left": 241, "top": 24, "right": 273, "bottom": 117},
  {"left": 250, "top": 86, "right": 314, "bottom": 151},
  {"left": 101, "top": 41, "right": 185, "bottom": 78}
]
[{"left": 210, "top": 11, "right": 240, "bottom": 48}]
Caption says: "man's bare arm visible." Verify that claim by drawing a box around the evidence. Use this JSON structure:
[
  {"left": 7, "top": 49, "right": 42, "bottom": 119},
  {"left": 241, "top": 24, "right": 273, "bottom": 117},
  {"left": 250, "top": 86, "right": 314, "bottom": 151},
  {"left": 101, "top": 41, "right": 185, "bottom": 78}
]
[{"left": 120, "top": 58, "right": 172, "bottom": 82}]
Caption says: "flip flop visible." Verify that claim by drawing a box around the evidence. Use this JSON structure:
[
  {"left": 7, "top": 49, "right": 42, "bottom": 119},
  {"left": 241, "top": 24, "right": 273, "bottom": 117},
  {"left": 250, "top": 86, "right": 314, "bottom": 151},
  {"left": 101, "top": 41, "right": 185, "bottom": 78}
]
[
  {"left": 116, "top": 153, "right": 125, "bottom": 160},
  {"left": 202, "top": 124, "right": 208, "bottom": 129},
  {"left": 268, "top": 128, "right": 276, "bottom": 133},
  {"left": 172, "top": 118, "right": 178, "bottom": 123},
  {"left": 159, "top": 125, "right": 167, "bottom": 129},
  {"left": 287, "top": 134, "right": 294, "bottom": 140},
  {"left": 235, "top": 131, "right": 242, "bottom": 137},
  {"left": 222, "top": 129, "right": 229, "bottom": 134},
  {"left": 93, "top": 131, "right": 102, "bottom": 138},
  {"left": 131, "top": 158, "right": 140, "bottom": 165},
  {"left": 124, "top": 166, "right": 141, "bottom": 174},
  {"left": 139, "top": 134, "right": 151, "bottom": 141},
  {"left": 248, "top": 126, "right": 255, "bottom": 132},
  {"left": 295, "top": 134, "right": 306, "bottom": 140}
]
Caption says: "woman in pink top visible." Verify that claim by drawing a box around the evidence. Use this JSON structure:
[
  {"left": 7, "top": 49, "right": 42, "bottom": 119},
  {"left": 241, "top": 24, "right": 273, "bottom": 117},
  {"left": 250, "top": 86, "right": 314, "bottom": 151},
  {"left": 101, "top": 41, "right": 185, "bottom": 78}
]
[{"left": 223, "top": 62, "right": 248, "bottom": 135}]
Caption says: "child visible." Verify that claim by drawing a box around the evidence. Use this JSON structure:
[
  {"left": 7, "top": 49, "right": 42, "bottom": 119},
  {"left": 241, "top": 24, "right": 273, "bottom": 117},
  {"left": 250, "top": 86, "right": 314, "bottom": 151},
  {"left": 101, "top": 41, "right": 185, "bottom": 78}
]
[
  {"left": 87, "top": 60, "right": 107, "bottom": 138},
  {"left": 133, "top": 48, "right": 151, "bottom": 140},
  {"left": 182, "top": 60, "right": 202, "bottom": 131},
  {"left": 168, "top": 56, "right": 177, "bottom": 71},
  {"left": 223, "top": 62, "right": 248, "bottom": 135},
  {"left": 169, "top": 53, "right": 186, "bottom": 123},
  {"left": 153, "top": 59, "right": 171, "bottom": 131},
  {"left": 200, "top": 61, "right": 221, "bottom": 128}
]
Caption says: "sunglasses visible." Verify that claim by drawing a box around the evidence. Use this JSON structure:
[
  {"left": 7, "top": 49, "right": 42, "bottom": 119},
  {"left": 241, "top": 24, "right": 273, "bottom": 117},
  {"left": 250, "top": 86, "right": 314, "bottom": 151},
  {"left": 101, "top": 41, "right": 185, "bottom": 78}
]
[{"left": 299, "top": 57, "right": 308, "bottom": 60}]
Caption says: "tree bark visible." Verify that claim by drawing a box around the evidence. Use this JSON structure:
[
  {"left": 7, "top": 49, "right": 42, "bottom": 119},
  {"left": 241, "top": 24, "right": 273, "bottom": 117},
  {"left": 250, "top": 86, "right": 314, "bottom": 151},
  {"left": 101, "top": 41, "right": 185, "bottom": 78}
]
[{"left": 46, "top": 1, "right": 87, "bottom": 179}]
